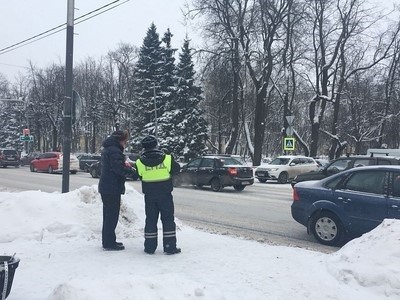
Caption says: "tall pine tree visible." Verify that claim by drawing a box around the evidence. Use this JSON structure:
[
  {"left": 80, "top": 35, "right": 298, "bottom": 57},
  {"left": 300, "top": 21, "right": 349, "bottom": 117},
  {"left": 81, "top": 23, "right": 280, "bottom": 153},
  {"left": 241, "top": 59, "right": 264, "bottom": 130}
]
[
  {"left": 131, "top": 23, "right": 164, "bottom": 145},
  {"left": 158, "top": 39, "right": 208, "bottom": 160}
]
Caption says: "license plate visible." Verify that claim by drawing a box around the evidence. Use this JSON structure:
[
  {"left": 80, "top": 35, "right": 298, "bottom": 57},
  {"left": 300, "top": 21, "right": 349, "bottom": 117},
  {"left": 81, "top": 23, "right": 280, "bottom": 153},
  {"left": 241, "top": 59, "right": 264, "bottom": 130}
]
[
  {"left": 241, "top": 181, "right": 249, "bottom": 185},
  {"left": 6, "top": 158, "right": 15, "bottom": 160}
]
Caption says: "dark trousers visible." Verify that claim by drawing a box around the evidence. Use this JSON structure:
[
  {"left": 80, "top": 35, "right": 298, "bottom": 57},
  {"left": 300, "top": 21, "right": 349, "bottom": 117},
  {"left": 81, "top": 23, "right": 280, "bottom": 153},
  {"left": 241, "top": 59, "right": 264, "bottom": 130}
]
[
  {"left": 101, "top": 194, "right": 121, "bottom": 247},
  {"left": 144, "top": 193, "right": 177, "bottom": 252}
]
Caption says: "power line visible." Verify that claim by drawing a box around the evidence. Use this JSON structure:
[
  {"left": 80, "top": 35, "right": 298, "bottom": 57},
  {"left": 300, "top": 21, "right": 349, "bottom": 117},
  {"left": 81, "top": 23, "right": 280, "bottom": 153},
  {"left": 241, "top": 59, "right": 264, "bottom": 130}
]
[{"left": 0, "top": 0, "right": 130, "bottom": 56}]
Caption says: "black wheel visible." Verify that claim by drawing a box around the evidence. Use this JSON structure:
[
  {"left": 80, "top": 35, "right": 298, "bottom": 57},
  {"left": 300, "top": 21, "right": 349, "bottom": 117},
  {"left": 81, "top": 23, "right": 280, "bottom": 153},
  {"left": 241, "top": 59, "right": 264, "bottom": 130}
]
[
  {"left": 172, "top": 176, "right": 181, "bottom": 187},
  {"left": 233, "top": 185, "right": 245, "bottom": 191},
  {"left": 210, "top": 178, "right": 222, "bottom": 192},
  {"left": 48, "top": 165, "right": 53, "bottom": 174},
  {"left": 278, "top": 172, "right": 288, "bottom": 184},
  {"left": 30, "top": 164, "right": 36, "bottom": 172},
  {"left": 91, "top": 169, "right": 99, "bottom": 178},
  {"left": 310, "top": 211, "right": 344, "bottom": 246},
  {"left": 258, "top": 178, "right": 267, "bottom": 183}
]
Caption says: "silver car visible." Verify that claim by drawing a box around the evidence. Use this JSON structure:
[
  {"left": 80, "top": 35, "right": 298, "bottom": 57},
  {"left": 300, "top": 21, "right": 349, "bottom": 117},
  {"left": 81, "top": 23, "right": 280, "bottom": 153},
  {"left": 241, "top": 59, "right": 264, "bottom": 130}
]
[{"left": 255, "top": 155, "right": 319, "bottom": 183}]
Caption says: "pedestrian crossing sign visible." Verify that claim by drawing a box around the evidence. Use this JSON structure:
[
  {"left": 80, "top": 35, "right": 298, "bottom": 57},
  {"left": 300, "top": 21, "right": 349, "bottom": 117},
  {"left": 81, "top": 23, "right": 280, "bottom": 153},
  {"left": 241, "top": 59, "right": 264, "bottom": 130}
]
[{"left": 284, "top": 137, "right": 295, "bottom": 151}]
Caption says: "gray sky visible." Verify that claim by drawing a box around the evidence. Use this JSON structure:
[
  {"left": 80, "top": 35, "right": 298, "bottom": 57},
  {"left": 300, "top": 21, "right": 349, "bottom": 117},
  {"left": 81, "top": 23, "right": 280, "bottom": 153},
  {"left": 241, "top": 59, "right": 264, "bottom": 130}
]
[
  {"left": 0, "top": 0, "right": 397, "bottom": 82},
  {"left": 0, "top": 0, "right": 192, "bottom": 80}
]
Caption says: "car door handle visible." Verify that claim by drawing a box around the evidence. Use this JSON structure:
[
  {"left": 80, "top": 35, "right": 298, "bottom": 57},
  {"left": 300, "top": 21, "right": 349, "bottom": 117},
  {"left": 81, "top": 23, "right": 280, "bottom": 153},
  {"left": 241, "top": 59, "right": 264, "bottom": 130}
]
[{"left": 338, "top": 196, "right": 351, "bottom": 202}]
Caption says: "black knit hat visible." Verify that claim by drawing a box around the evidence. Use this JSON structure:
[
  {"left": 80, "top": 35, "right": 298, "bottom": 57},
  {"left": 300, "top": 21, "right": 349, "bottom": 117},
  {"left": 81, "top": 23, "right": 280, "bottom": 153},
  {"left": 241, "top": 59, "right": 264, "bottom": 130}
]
[
  {"left": 111, "top": 130, "right": 129, "bottom": 142},
  {"left": 141, "top": 135, "right": 158, "bottom": 150}
]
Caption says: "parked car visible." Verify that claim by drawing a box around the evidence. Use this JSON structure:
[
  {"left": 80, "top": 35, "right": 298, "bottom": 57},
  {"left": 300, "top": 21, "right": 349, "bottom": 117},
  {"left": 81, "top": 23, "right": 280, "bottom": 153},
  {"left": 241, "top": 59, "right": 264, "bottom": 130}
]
[
  {"left": 77, "top": 154, "right": 101, "bottom": 172},
  {"left": 291, "top": 165, "right": 400, "bottom": 246},
  {"left": 0, "top": 149, "right": 20, "bottom": 167},
  {"left": 89, "top": 160, "right": 137, "bottom": 180},
  {"left": 20, "top": 152, "right": 41, "bottom": 166},
  {"left": 30, "top": 152, "right": 79, "bottom": 174},
  {"left": 314, "top": 158, "right": 329, "bottom": 169},
  {"left": 255, "top": 156, "right": 319, "bottom": 184},
  {"left": 173, "top": 154, "right": 254, "bottom": 192},
  {"left": 291, "top": 155, "right": 400, "bottom": 187}
]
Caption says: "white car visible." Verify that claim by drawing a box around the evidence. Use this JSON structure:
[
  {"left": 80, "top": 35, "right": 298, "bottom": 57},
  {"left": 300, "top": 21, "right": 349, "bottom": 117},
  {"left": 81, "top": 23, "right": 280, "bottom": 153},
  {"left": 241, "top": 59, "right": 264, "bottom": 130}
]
[{"left": 255, "top": 155, "right": 319, "bottom": 183}]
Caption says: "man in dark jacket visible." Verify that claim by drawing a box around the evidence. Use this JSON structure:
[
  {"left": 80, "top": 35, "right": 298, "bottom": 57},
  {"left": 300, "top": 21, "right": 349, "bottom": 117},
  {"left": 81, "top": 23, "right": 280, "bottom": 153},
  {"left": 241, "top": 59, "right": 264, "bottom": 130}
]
[
  {"left": 135, "top": 135, "right": 181, "bottom": 255},
  {"left": 99, "top": 130, "right": 136, "bottom": 251}
]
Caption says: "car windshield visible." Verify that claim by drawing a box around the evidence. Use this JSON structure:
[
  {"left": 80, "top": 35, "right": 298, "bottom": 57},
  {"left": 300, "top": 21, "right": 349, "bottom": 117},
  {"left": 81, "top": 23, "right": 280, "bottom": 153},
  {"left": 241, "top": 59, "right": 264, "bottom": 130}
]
[
  {"left": 3, "top": 150, "right": 17, "bottom": 155},
  {"left": 270, "top": 157, "right": 290, "bottom": 165},
  {"left": 221, "top": 157, "right": 242, "bottom": 165},
  {"left": 326, "top": 159, "right": 352, "bottom": 172}
]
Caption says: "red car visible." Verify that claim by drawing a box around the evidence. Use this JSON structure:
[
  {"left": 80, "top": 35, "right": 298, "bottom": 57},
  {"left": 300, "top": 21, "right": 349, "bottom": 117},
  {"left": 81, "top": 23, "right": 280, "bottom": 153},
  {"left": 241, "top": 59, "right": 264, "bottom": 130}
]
[{"left": 30, "top": 152, "right": 79, "bottom": 174}]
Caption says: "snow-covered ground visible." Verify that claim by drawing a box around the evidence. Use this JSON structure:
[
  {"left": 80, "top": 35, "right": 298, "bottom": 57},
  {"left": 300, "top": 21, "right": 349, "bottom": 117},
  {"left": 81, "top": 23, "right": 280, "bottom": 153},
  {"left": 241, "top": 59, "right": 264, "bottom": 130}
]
[{"left": 0, "top": 184, "right": 399, "bottom": 299}]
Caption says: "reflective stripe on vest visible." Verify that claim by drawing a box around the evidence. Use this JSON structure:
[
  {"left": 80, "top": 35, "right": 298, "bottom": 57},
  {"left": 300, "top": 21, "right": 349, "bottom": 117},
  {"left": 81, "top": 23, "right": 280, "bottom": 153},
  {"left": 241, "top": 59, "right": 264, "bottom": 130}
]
[{"left": 136, "top": 154, "right": 172, "bottom": 182}]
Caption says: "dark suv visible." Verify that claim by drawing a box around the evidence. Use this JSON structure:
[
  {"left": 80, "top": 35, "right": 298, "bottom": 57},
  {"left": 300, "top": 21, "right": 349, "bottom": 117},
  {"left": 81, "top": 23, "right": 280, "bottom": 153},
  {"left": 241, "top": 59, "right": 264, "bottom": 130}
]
[
  {"left": 291, "top": 155, "right": 400, "bottom": 187},
  {"left": 0, "top": 149, "right": 20, "bottom": 167},
  {"left": 173, "top": 154, "right": 254, "bottom": 192},
  {"left": 77, "top": 154, "right": 101, "bottom": 172}
]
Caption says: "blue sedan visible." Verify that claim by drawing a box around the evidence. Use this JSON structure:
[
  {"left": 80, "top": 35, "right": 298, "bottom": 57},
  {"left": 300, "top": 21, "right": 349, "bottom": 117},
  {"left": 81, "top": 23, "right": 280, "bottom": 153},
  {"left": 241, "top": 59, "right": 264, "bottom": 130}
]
[{"left": 291, "top": 165, "right": 400, "bottom": 246}]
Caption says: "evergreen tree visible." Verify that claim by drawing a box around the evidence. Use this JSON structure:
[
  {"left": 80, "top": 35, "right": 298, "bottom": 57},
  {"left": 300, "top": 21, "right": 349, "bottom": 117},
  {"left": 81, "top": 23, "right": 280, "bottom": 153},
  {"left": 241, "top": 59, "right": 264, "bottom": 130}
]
[
  {"left": 0, "top": 102, "right": 24, "bottom": 150},
  {"left": 158, "top": 39, "right": 208, "bottom": 160},
  {"left": 160, "top": 28, "right": 177, "bottom": 112},
  {"left": 131, "top": 23, "right": 164, "bottom": 146}
]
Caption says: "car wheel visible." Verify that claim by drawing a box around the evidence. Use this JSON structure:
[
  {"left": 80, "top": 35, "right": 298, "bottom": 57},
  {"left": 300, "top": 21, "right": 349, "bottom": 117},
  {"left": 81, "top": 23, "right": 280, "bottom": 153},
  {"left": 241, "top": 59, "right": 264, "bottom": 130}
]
[
  {"left": 310, "top": 211, "right": 344, "bottom": 246},
  {"left": 233, "top": 185, "right": 245, "bottom": 191},
  {"left": 172, "top": 176, "right": 181, "bottom": 187},
  {"left": 48, "top": 166, "right": 53, "bottom": 174},
  {"left": 258, "top": 179, "right": 267, "bottom": 183},
  {"left": 30, "top": 164, "right": 36, "bottom": 172},
  {"left": 91, "top": 169, "right": 98, "bottom": 178},
  {"left": 210, "top": 178, "right": 222, "bottom": 192},
  {"left": 278, "top": 172, "right": 288, "bottom": 184}
]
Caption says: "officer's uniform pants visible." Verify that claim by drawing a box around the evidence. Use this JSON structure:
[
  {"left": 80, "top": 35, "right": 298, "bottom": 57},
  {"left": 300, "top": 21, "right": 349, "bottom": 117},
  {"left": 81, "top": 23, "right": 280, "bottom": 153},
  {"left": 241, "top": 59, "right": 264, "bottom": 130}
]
[
  {"left": 144, "top": 193, "right": 177, "bottom": 252},
  {"left": 101, "top": 194, "right": 121, "bottom": 247}
]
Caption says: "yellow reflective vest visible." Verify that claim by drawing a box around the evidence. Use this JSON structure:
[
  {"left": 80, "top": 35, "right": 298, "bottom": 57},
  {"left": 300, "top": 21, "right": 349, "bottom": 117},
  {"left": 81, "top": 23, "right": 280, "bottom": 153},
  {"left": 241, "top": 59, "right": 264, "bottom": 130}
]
[{"left": 136, "top": 154, "right": 172, "bottom": 182}]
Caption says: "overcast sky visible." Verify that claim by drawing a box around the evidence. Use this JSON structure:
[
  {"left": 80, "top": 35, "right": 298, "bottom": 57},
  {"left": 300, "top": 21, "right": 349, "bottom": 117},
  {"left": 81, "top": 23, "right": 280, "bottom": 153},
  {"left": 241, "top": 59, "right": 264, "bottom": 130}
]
[
  {"left": 0, "top": 0, "right": 192, "bottom": 80},
  {"left": 0, "top": 0, "right": 398, "bottom": 82}
]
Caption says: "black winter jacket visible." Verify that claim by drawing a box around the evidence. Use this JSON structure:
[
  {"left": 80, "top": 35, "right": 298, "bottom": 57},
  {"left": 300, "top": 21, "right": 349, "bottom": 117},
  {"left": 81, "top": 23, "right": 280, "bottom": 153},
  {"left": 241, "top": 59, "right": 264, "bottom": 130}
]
[
  {"left": 98, "top": 136, "right": 135, "bottom": 195},
  {"left": 136, "top": 149, "right": 180, "bottom": 196}
]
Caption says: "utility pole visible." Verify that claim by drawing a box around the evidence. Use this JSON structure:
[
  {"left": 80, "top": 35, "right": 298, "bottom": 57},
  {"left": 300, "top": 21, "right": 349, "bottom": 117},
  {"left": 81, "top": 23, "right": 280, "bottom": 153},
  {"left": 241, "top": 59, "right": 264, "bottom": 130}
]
[{"left": 62, "top": 0, "right": 74, "bottom": 193}]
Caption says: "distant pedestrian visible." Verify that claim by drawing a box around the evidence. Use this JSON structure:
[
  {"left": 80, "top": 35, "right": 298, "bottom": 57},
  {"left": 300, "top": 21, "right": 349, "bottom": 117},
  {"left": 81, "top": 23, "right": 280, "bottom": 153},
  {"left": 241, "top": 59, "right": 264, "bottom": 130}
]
[
  {"left": 98, "top": 130, "right": 136, "bottom": 251},
  {"left": 135, "top": 135, "right": 181, "bottom": 255}
]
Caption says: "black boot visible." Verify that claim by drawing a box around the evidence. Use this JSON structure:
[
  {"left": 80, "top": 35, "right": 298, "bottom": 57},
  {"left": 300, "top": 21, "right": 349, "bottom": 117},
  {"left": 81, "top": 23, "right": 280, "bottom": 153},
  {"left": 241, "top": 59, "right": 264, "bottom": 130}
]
[
  {"left": 103, "top": 243, "right": 125, "bottom": 251},
  {"left": 164, "top": 247, "right": 181, "bottom": 255}
]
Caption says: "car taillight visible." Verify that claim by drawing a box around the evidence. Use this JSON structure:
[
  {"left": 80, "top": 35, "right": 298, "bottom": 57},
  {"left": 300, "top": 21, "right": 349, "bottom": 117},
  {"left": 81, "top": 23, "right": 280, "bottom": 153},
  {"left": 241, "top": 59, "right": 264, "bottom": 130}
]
[
  {"left": 228, "top": 167, "right": 238, "bottom": 176},
  {"left": 293, "top": 187, "right": 300, "bottom": 201}
]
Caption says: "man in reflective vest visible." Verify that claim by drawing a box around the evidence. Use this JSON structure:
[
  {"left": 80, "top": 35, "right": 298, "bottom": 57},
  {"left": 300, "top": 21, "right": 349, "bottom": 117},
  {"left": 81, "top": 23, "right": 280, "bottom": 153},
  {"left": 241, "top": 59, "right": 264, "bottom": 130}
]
[{"left": 135, "top": 135, "right": 181, "bottom": 255}]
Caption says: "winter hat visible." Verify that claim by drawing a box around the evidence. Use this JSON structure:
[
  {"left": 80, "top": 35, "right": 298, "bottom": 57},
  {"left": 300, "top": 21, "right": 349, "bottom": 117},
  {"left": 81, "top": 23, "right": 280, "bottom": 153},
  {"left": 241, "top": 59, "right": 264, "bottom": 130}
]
[
  {"left": 141, "top": 135, "right": 158, "bottom": 150},
  {"left": 111, "top": 130, "right": 129, "bottom": 142}
]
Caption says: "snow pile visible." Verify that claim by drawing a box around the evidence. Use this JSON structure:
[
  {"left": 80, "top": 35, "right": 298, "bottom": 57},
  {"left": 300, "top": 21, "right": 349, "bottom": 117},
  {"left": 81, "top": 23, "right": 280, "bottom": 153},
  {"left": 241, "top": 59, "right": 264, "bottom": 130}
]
[
  {"left": 0, "top": 185, "right": 399, "bottom": 299},
  {"left": 327, "top": 219, "right": 400, "bottom": 297}
]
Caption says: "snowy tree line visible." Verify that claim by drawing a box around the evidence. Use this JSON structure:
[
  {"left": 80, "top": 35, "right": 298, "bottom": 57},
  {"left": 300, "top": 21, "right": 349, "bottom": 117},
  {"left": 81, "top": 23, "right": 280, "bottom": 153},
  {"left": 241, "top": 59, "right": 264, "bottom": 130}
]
[
  {"left": 1, "top": 0, "right": 400, "bottom": 165},
  {"left": 0, "top": 23, "right": 208, "bottom": 161}
]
